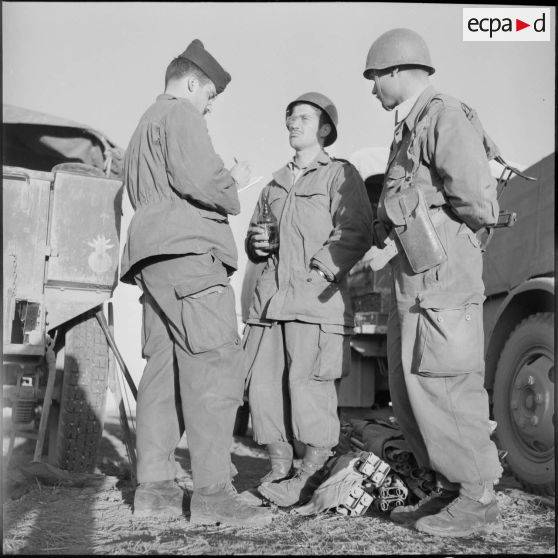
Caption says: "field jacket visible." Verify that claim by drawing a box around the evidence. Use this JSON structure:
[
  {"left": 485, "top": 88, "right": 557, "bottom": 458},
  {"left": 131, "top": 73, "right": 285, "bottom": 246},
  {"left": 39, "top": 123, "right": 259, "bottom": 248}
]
[
  {"left": 120, "top": 94, "right": 239, "bottom": 283},
  {"left": 245, "top": 151, "right": 373, "bottom": 330},
  {"left": 381, "top": 85, "right": 500, "bottom": 377},
  {"left": 377, "top": 85, "right": 499, "bottom": 235}
]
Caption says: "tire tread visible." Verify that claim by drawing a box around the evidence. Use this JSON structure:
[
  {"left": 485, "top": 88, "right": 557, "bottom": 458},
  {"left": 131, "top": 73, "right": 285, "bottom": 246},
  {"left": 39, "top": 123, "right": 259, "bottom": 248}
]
[{"left": 55, "top": 312, "right": 109, "bottom": 473}]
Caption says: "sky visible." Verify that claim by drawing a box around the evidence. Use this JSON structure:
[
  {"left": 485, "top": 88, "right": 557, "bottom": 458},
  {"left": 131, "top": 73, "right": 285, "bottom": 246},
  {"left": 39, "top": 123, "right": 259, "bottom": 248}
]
[{"left": 3, "top": 2, "right": 555, "bottom": 392}]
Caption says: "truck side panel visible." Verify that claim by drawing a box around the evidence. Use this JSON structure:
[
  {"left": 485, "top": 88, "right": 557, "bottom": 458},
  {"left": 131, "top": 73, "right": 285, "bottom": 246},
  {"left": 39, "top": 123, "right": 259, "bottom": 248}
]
[
  {"left": 3, "top": 171, "right": 51, "bottom": 345},
  {"left": 483, "top": 154, "right": 554, "bottom": 296},
  {"left": 46, "top": 171, "right": 123, "bottom": 289},
  {"left": 44, "top": 171, "right": 123, "bottom": 329}
]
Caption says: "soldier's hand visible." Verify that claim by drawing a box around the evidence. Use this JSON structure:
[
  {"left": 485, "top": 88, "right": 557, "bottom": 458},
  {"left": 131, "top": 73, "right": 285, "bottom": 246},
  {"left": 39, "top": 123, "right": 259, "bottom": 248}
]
[
  {"left": 248, "top": 224, "right": 272, "bottom": 257},
  {"left": 231, "top": 161, "right": 252, "bottom": 189}
]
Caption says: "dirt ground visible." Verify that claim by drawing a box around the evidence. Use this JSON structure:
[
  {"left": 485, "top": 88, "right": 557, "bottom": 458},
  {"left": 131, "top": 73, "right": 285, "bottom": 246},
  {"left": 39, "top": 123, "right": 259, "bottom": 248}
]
[{"left": 2, "top": 406, "right": 555, "bottom": 556}]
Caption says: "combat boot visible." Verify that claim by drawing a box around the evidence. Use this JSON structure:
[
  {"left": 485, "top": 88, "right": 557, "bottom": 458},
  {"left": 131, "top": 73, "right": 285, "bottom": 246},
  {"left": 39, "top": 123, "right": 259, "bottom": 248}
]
[
  {"left": 260, "top": 442, "right": 294, "bottom": 484},
  {"left": 258, "top": 446, "right": 331, "bottom": 507},
  {"left": 415, "top": 484, "right": 502, "bottom": 537},
  {"left": 133, "top": 479, "right": 184, "bottom": 518},
  {"left": 190, "top": 481, "right": 273, "bottom": 527},
  {"left": 390, "top": 488, "right": 459, "bottom": 525}
]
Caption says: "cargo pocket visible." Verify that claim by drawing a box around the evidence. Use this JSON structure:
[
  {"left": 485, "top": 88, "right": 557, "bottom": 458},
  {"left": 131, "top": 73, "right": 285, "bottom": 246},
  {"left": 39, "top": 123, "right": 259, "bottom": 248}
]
[
  {"left": 414, "top": 291, "right": 484, "bottom": 376},
  {"left": 312, "top": 324, "right": 351, "bottom": 381},
  {"left": 175, "top": 280, "right": 239, "bottom": 354}
]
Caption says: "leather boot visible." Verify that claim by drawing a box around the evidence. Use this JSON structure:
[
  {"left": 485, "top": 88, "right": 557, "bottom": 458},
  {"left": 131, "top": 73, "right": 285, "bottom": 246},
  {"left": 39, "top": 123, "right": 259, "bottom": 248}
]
[
  {"left": 390, "top": 488, "right": 459, "bottom": 525},
  {"left": 415, "top": 483, "right": 502, "bottom": 537},
  {"left": 133, "top": 480, "right": 184, "bottom": 518},
  {"left": 258, "top": 446, "right": 331, "bottom": 507},
  {"left": 190, "top": 481, "right": 273, "bottom": 527},
  {"left": 260, "top": 442, "right": 294, "bottom": 484}
]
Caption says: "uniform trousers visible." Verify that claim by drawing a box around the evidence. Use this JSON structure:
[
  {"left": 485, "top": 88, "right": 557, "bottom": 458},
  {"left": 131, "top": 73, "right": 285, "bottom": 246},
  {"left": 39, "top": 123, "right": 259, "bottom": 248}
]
[
  {"left": 133, "top": 253, "right": 245, "bottom": 489},
  {"left": 245, "top": 321, "right": 350, "bottom": 450},
  {"left": 387, "top": 213, "right": 503, "bottom": 496}
]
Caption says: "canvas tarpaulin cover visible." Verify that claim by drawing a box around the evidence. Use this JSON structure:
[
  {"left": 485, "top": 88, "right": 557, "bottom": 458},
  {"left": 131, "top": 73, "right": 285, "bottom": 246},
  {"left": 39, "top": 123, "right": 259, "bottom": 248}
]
[{"left": 3, "top": 104, "right": 123, "bottom": 178}]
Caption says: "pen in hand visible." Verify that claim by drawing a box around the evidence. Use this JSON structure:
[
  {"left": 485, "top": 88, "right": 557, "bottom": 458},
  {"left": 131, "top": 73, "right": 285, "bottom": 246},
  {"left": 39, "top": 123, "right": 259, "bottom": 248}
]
[{"left": 232, "top": 156, "right": 261, "bottom": 192}]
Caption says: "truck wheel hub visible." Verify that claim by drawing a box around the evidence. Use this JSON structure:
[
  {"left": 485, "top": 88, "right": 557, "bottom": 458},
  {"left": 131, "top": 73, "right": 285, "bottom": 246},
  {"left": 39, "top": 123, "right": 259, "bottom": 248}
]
[{"left": 510, "top": 354, "right": 554, "bottom": 455}]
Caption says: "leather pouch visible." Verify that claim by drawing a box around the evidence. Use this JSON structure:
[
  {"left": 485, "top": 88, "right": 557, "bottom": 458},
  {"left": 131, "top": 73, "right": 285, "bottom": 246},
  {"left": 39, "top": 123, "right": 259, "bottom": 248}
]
[{"left": 384, "top": 186, "right": 447, "bottom": 273}]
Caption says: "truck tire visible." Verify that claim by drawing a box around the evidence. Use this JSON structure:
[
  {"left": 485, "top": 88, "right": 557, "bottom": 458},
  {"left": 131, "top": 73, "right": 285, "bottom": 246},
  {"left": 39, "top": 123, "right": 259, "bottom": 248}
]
[
  {"left": 53, "top": 311, "right": 109, "bottom": 473},
  {"left": 492, "top": 312, "right": 554, "bottom": 496}
]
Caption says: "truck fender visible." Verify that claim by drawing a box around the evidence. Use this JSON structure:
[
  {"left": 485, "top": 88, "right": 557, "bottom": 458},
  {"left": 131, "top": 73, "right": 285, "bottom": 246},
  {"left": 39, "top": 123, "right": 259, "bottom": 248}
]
[{"left": 484, "top": 277, "right": 554, "bottom": 391}]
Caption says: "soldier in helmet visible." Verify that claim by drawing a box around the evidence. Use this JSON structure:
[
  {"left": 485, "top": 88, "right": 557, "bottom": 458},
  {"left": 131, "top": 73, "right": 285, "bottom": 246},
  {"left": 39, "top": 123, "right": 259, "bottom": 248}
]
[
  {"left": 243, "top": 92, "right": 374, "bottom": 507},
  {"left": 363, "top": 28, "right": 503, "bottom": 537}
]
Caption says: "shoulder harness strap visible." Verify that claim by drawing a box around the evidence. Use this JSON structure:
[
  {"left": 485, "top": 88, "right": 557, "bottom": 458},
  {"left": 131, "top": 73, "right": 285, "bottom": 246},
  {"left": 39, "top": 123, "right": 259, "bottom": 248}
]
[{"left": 408, "top": 93, "right": 501, "bottom": 181}]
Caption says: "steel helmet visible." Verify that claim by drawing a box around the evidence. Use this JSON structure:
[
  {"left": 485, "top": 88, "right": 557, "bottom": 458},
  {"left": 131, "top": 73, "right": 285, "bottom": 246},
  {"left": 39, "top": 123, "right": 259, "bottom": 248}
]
[
  {"left": 286, "top": 92, "right": 338, "bottom": 147},
  {"left": 363, "top": 28, "right": 435, "bottom": 79}
]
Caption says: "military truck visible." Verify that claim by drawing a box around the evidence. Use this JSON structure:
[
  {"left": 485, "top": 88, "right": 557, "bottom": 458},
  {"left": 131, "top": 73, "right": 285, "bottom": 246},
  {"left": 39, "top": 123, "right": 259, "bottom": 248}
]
[
  {"left": 240, "top": 148, "right": 554, "bottom": 496},
  {"left": 3, "top": 104, "right": 124, "bottom": 473},
  {"left": 344, "top": 148, "right": 555, "bottom": 497}
]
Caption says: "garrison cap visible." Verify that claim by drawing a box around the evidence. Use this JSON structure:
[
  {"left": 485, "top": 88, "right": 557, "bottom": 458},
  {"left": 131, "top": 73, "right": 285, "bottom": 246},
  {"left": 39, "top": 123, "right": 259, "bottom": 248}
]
[{"left": 179, "top": 39, "right": 231, "bottom": 93}]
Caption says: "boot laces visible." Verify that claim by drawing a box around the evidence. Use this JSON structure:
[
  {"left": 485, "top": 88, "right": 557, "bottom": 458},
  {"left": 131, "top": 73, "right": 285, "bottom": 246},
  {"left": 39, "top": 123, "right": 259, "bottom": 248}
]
[
  {"left": 219, "top": 482, "right": 248, "bottom": 511},
  {"left": 443, "top": 495, "right": 464, "bottom": 517},
  {"left": 279, "top": 470, "right": 304, "bottom": 486}
]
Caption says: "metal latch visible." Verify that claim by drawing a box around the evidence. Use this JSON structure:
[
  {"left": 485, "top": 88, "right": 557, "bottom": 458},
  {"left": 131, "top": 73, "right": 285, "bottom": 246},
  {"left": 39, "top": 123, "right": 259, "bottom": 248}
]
[
  {"left": 45, "top": 245, "right": 59, "bottom": 257},
  {"left": 495, "top": 210, "right": 517, "bottom": 228}
]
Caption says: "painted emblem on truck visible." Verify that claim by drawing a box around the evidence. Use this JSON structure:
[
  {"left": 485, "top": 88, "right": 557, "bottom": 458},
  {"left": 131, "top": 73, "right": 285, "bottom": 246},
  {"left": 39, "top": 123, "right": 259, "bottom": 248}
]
[{"left": 87, "top": 235, "right": 114, "bottom": 274}]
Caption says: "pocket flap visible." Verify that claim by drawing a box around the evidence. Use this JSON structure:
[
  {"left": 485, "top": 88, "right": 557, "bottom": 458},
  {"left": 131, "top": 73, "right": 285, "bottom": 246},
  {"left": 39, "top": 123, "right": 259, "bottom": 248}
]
[
  {"left": 174, "top": 275, "right": 228, "bottom": 298},
  {"left": 384, "top": 187, "right": 419, "bottom": 226},
  {"left": 418, "top": 291, "right": 485, "bottom": 310},
  {"left": 197, "top": 207, "right": 229, "bottom": 223},
  {"left": 294, "top": 183, "right": 326, "bottom": 197}
]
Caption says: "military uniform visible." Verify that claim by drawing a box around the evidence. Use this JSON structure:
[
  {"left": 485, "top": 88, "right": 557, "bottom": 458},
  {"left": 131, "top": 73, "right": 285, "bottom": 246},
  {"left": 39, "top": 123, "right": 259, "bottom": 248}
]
[
  {"left": 244, "top": 150, "right": 373, "bottom": 449},
  {"left": 121, "top": 92, "right": 244, "bottom": 490},
  {"left": 377, "top": 84, "right": 503, "bottom": 495}
]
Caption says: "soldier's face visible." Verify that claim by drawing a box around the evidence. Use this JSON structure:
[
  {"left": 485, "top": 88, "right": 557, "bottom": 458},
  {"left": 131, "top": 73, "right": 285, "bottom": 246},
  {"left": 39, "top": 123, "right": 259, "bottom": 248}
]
[
  {"left": 192, "top": 80, "right": 217, "bottom": 116},
  {"left": 286, "top": 104, "right": 327, "bottom": 150},
  {"left": 370, "top": 69, "right": 399, "bottom": 111}
]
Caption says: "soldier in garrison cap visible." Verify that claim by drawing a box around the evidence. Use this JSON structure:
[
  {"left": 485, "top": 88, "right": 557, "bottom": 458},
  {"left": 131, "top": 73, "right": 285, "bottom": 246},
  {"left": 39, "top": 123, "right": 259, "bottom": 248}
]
[
  {"left": 120, "top": 39, "right": 272, "bottom": 527},
  {"left": 363, "top": 28, "right": 503, "bottom": 537},
  {"left": 243, "top": 92, "right": 374, "bottom": 508}
]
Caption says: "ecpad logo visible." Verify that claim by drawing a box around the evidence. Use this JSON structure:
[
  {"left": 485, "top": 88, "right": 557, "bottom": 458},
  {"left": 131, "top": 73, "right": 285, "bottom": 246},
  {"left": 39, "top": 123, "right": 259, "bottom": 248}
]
[{"left": 463, "top": 8, "right": 551, "bottom": 41}]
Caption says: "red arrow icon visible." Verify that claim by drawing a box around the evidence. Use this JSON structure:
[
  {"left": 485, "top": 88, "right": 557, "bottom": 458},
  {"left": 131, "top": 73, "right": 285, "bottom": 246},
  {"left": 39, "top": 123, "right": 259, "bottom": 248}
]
[{"left": 516, "top": 19, "right": 530, "bottom": 31}]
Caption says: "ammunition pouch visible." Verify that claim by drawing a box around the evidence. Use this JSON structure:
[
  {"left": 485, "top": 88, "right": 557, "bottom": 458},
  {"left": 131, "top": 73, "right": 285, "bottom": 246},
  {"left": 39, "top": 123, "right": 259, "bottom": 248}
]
[{"left": 384, "top": 186, "right": 447, "bottom": 273}]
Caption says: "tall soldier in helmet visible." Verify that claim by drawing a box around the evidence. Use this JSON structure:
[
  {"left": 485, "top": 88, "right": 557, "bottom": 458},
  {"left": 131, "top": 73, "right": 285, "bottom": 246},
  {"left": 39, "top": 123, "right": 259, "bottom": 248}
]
[
  {"left": 121, "top": 39, "right": 272, "bottom": 526},
  {"left": 243, "top": 92, "right": 374, "bottom": 507},
  {"left": 363, "top": 28, "right": 503, "bottom": 537}
]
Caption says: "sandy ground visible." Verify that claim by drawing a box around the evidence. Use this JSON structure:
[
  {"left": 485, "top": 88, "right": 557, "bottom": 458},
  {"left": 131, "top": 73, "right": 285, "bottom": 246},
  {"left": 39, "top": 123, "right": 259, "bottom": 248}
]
[{"left": 2, "top": 406, "right": 555, "bottom": 555}]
